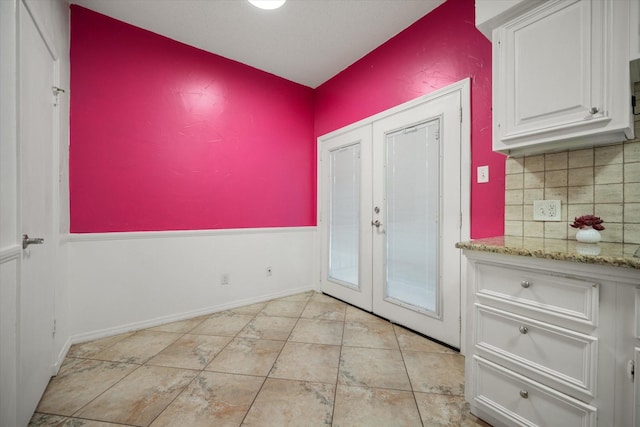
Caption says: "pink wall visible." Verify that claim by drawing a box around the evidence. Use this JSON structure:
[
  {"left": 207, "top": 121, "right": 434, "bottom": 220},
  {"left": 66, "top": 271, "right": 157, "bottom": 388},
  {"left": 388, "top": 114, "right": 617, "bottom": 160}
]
[
  {"left": 71, "top": 0, "right": 504, "bottom": 237},
  {"left": 315, "top": 0, "right": 505, "bottom": 239},
  {"left": 70, "top": 6, "right": 315, "bottom": 232}
]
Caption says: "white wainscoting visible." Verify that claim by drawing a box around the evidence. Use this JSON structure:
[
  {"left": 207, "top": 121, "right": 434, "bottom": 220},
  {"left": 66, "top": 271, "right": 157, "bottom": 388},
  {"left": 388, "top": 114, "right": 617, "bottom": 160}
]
[{"left": 68, "top": 227, "right": 318, "bottom": 344}]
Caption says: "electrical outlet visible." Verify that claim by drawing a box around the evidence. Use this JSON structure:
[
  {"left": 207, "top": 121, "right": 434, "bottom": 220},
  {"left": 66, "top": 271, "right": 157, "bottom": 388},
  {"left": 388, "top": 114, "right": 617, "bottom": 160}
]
[
  {"left": 221, "top": 273, "right": 230, "bottom": 285},
  {"left": 266, "top": 267, "right": 272, "bottom": 276},
  {"left": 533, "top": 200, "right": 561, "bottom": 221}
]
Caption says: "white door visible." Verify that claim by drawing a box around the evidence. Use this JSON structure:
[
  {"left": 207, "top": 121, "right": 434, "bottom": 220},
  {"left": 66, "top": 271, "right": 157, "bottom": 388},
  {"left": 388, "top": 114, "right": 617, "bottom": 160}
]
[
  {"left": 18, "top": 2, "right": 57, "bottom": 422},
  {"left": 319, "top": 125, "right": 373, "bottom": 311},
  {"left": 320, "top": 83, "right": 467, "bottom": 349},
  {"left": 371, "top": 91, "right": 462, "bottom": 348}
]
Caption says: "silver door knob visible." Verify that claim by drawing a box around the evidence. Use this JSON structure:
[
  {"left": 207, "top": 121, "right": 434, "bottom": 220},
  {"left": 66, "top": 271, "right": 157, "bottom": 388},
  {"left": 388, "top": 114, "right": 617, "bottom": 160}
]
[
  {"left": 22, "top": 234, "right": 44, "bottom": 250},
  {"left": 371, "top": 220, "right": 381, "bottom": 228},
  {"left": 520, "top": 280, "right": 531, "bottom": 288},
  {"left": 589, "top": 107, "right": 599, "bottom": 114},
  {"left": 519, "top": 326, "right": 528, "bottom": 334},
  {"left": 519, "top": 390, "right": 529, "bottom": 399}
]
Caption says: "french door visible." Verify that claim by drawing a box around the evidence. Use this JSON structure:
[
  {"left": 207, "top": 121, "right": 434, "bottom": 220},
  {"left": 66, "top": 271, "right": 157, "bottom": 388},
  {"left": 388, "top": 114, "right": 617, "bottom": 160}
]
[{"left": 319, "top": 82, "right": 467, "bottom": 348}]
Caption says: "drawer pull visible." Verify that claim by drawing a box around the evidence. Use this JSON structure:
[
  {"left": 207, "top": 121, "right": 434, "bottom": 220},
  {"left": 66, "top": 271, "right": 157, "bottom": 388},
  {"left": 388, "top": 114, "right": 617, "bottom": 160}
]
[
  {"left": 519, "top": 326, "right": 528, "bottom": 334},
  {"left": 519, "top": 390, "right": 529, "bottom": 399},
  {"left": 520, "top": 280, "right": 531, "bottom": 288}
]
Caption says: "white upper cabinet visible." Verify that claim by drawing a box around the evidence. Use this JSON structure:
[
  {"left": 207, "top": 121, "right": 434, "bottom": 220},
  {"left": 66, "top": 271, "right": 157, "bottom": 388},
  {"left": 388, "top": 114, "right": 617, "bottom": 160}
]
[{"left": 483, "top": 0, "right": 634, "bottom": 156}]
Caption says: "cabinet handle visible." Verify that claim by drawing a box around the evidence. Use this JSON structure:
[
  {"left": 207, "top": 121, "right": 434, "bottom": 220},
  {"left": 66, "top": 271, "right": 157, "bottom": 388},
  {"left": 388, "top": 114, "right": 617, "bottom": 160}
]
[
  {"left": 520, "top": 280, "right": 531, "bottom": 288},
  {"left": 519, "top": 390, "right": 529, "bottom": 399},
  {"left": 519, "top": 326, "right": 528, "bottom": 334},
  {"left": 589, "top": 107, "right": 599, "bottom": 114}
]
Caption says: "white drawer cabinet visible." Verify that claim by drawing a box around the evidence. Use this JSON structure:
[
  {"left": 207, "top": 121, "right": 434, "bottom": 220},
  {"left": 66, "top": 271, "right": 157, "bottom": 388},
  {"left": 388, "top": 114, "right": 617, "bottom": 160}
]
[
  {"left": 475, "top": 262, "right": 599, "bottom": 330},
  {"left": 475, "top": 304, "right": 597, "bottom": 401},
  {"left": 489, "top": 0, "right": 633, "bottom": 155},
  {"left": 463, "top": 250, "right": 640, "bottom": 426},
  {"left": 473, "top": 356, "right": 597, "bottom": 427}
]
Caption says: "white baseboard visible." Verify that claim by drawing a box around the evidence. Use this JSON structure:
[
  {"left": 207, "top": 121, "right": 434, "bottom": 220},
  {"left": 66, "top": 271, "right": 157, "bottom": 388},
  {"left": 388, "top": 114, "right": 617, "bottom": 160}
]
[{"left": 67, "top": 284, "right": 316, "bottom": 347}]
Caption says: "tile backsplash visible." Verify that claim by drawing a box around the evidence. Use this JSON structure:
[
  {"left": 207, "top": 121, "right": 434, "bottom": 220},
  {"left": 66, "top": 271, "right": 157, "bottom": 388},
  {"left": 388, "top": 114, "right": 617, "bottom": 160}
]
[{"left": 504, "top": 83, "right": 640, "bottom": 244}]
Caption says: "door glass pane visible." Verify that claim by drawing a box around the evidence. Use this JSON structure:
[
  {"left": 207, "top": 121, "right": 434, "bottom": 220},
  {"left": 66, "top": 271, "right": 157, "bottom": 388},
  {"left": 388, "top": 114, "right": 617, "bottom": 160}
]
[
  {"left": 329, "top": 143, "right": 360, "bottom": 288},
  {"left": 385, "top": 121, "right": 439, "bottom": 313}
]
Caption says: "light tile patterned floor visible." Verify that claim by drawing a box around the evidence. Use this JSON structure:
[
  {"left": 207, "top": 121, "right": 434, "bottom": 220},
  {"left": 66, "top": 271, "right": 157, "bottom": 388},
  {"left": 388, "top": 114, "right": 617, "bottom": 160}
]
[{"left": 29, "top": 292, "right": 490, "bottom": 426}]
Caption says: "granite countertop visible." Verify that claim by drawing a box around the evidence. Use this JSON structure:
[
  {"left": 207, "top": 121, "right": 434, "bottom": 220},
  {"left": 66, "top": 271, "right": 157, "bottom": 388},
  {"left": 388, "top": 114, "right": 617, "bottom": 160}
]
[{"left": 456, "top": 236, "right": 640, "bottom": 270}]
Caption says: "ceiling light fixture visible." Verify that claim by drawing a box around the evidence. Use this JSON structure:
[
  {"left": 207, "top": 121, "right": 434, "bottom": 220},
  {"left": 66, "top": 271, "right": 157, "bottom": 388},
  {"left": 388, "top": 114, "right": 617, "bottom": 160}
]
[{"left": 248, "top": 0, "right": 286, "bottom": 10}]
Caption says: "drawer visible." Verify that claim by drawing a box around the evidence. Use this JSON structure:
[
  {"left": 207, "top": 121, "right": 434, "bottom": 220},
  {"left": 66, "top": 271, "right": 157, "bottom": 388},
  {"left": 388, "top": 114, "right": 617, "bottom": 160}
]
[
  {"left": 475, "top": 262, "right": 599, "bottom": 328},
  {"left": 472, "top": 356, "right": 597, "bottom": 427},
  {"left": 475, "top": 304, "right": 597, "bottom": 400}
]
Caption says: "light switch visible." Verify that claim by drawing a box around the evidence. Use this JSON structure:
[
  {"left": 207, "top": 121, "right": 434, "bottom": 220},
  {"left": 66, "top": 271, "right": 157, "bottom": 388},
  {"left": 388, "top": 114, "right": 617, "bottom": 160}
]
[{"left": 477, "top": 165, "right": 489, "bottom": 183}]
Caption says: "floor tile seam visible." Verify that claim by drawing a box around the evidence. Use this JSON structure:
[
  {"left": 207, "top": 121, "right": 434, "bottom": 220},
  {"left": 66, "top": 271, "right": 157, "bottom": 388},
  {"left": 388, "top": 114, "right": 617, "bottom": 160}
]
[
  {"left": 263, "top": 307, "right": 305, "bottom": 379},
  {"left": 49, "top": 412, "right": 135, "bottom": 427},
  {"left": 339, "top": 343, "right": 402, "bottom": 351},
  {"left": 242, "top": 295, "right": 334, "bottom": 423},
  {"left": 144, "top": 370, "right": 201, "bottom": 427},
  {"left": 28, "top": 410, "right": 69, "bottom": 423},
  {"left": 68, "top": 332, "right": 135, "bottom": 358},
  {"left": 200, "top": 370, "right": 268, "bottom": 381},
  {"left": 267, "top": 372, "right": 339, "bottom": 385},
  {"left": 237, "top": 369, "right": 270, "bottom": 425},
  {"left": 66, "top": 362, "right": 147, "bottom": 421},
  {"left": 92, "top": 364, "right": 203, "bottom": 427},
  {"left": 391, "top": 322, "right": 426, "bottom": 426},
  {"left": 66, "top": 355, "right": 145, "bottom": 367},
  {"left": 195, "top": 312, "right": 261, "bottom": 372},
  {"left": 412, "top": 389, "right": 466, "bottom": 398},
  {"left": 330, "top": 317, "right": 348, "bottom": 426},
  {"left": 335, "top": 379, "right": 414, "bottom": 393},
  {"left": 400, "top": 348, "right": 463, "bottom": 357}
]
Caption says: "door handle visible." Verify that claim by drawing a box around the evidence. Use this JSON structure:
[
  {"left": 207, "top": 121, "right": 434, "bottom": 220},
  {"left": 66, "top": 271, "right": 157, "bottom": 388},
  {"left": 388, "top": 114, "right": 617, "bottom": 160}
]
[
  {"left": 22, "top": 234, "right": 44, "bottom": 250},
  {"left": 371, "top": 220, "right": 381, "bottom": 228}
]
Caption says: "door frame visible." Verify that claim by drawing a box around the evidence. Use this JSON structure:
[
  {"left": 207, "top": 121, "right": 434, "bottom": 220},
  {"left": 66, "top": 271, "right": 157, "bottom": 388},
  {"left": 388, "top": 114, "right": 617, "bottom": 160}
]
[{"left": 316, "top": 79, "right": 470, "bottom": 352}]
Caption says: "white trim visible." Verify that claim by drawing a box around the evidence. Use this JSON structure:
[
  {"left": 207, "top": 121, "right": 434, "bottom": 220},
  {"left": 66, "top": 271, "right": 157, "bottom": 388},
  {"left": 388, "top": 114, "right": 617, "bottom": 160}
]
[
  {"left": 68, "top": 226, "right": 316, "bottom": 242},
  {"left": 0, "top": 245, "right": 21, "bottom": 263},
  {"left": 459, "top": 78, "right": 471, "bottom": 355},
  {"left": 317, "top": 78, "right": 472, "bottom": 349},
  {"left": 67, "top": 285, "right": 315, "bottom": 346},
  {"left": 53, "top": 336, "right": 71, "bottom": 374}
]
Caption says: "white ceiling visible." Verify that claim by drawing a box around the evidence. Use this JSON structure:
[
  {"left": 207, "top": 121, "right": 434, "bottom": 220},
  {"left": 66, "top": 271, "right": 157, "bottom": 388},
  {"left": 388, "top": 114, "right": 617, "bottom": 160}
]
[{"left": 69, "top": 0, "right": 446, "bottom": 88}]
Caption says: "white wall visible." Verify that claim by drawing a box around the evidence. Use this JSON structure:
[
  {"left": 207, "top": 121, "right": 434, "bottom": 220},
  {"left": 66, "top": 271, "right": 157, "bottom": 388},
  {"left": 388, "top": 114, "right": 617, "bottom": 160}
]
[{"left": 68, "top": 227, "right": 318, "bottom": 342}]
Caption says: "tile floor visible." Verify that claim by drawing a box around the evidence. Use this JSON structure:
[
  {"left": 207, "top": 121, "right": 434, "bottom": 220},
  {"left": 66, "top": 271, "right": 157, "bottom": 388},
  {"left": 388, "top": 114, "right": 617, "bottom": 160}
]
[{"left": 29, "top": 291, "right": 490, "bottom": 426}]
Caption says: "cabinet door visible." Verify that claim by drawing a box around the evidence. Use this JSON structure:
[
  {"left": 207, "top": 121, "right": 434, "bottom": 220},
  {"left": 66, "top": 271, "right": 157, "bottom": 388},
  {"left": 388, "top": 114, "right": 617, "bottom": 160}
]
[{"left": 495, "top": 0, "right": 607, "bottom": 145}]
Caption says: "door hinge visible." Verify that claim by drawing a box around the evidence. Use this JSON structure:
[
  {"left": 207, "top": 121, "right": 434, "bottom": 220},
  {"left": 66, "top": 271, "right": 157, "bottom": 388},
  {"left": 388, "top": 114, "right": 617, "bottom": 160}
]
[
  {"left": 627, "top": 359, "right": 635, "bottom": 381},
  {"left": 460, "top": 107, "right": 463, "bottom": 123},
  {"left": 52, "top": 319, "right": 56, "bottom": 337}
]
